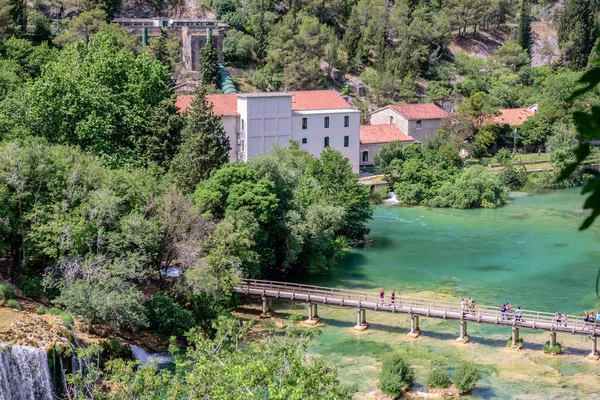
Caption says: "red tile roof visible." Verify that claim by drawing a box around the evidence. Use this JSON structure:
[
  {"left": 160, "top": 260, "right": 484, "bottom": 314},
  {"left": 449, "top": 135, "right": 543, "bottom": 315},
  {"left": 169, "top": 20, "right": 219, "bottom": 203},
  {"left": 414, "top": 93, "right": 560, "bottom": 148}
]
[
  {"left": 289, "top": 90, "right": 352, "bottom": 110},
  {"left": 389, "top": 103, "right": 448, "bottom": 120},
  {"left": 490, "top": 108, "right": 535, "bottom": 126},
  {"left": 360, "top": 125, "right": 414, "bottom": 144},
  {"left": 175, "top": 94, "right": 238, "bottom": 116}
]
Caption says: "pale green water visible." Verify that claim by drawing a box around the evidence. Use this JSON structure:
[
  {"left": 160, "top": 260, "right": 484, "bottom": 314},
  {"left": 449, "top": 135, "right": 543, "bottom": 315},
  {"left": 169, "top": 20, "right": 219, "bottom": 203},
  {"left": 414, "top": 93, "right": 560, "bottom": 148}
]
[{"left": 273, "top": 189, "right": 600, "bottom": 399}]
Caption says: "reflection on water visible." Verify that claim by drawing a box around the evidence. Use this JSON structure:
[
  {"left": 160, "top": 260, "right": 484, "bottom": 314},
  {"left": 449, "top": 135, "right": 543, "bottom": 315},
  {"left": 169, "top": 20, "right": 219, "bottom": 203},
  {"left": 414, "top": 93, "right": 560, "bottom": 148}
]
[{"left": 294, "top": 189, "right": 600, "bottom": 398}]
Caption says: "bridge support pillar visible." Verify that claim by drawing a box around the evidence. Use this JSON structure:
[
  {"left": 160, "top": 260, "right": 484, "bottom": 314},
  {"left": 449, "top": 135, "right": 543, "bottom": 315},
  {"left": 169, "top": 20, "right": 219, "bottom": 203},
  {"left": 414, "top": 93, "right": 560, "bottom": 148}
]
[
  {"left": 549, "top": 332, "right": 557, "bottom": 347},
  {"left": 305, "top": 302, "right": 320, "bottom": 325},
  {"left": 354, "top": 309, "right": 369, "bottom": 331},
  {"left": 587, "top": 336, "right": 599, "bottom": 360},
  {"left": 260, "top": 297, "right": 272, "bottom": 318},
  {"left": 511, "top": 327, "right": 520, "bottom": 348},
  {"left": 407, "top": 315, "right": 421, "bottom": 338},
  {"left": 457, "top": 321, "right": 468, "bottom": 342}
]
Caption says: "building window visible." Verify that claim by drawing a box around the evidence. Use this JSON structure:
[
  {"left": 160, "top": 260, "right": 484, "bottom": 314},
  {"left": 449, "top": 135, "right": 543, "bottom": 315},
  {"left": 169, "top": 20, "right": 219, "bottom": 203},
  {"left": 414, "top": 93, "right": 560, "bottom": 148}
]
[
  {"left": 302, "top": 138, "right": 307, "bottom": 144},
  {"left": 344, "top": 136, "right": 349, "bottom": 147},
  {"left": 324, "top": 116, "right": 329, "bottom": 128},
  {"left": 416, "top": 120, "right": 422, "bottom": 128},
  {"left": 389, "top": 116, "right": 394, "bottom": 124},
  {"left": 344, "top": 116, "right": 349, "bottom": 127},
  {"left": 241, "top": 119, "right": 245, "bottom": 131},
  {"left": 302, "top": 118, "right": 307, "bottom": 129},
  {"left": 324, "top": 136, "right": 329, "bottom": 148},
  {"left": 362, "top": 151, "right": 369, "bottom": 163},
  {"left": 162, "top": 21, "right": 168, "bottom": 27}
]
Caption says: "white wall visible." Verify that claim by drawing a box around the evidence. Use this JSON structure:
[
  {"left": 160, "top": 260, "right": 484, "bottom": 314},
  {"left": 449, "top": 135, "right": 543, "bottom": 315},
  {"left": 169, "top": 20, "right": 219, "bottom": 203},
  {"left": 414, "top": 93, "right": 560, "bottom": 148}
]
[
  {"left": 220, "top": 115, "right": 238, "bottom": 163},
  {"left": 291, "top": 111, "right": 360, "bottom": 172},
  {"left": 370, "top": 108, "right": 443, "bottom": 144}
]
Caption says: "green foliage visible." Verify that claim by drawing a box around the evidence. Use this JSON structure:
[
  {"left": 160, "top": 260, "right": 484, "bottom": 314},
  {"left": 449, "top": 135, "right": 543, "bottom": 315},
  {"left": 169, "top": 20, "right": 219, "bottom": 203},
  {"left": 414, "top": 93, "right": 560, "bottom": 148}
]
[
  {"left": 17, "top": 273, "right": 44, "bottom": 297},
  {"left": 48, "top": 307, "right": 63, "bottom": 315},
  {"left": 452, "top": 362, "right": 481, "bottom": 392},
  {"left": 6, "top": 298, "right": 20, "bottom": 309},
  {"left": 543, "top": 341, "right": 564, "bottom": 354},
  {"left": 517, "top": 0, "right": 532, "bottom": 58},
  {"left": 35, "top": 305, "right": 47, "bottom": 314},
  {"left": 506, "top": 337, "right": 524, "bottom": 349},
  {"left": 379, "top": 353, "right": 414, "bottom": 396},
  {"left": 200, "top": 40, "right": 219, "bottom": 86},
  {"left": 145, "top": 294, "right": 195, "bottom": 339},
  {"left": 0, "top": 282, "right": 14, "bottom": 300},
  {"left": 169, "top": 85, "right": 230, "bottom": 193},
  {"left": 434, "top": 166, "right": 509, "bottom": 208},
  {"left": 61, "top": 312, "right": 74, "bottom": 328},
  {"left": 557, "top": 0, "right": 596, "bottom": 71},
  {"left": 495, "top": 148, "right": 513, "bottom": 166},
  {"left": 498, "top": 164, "right": 527, "bottom": 190},
  {"left": 427, "top": 367, "right": 451, "bottom": 389}
]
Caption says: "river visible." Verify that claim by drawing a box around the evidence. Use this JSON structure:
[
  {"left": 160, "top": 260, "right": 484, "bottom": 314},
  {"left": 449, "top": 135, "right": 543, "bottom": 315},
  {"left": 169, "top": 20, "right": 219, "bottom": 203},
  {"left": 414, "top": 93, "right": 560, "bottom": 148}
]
[{"left": 272, "top": 189, "right": 600, "bottom": 399}]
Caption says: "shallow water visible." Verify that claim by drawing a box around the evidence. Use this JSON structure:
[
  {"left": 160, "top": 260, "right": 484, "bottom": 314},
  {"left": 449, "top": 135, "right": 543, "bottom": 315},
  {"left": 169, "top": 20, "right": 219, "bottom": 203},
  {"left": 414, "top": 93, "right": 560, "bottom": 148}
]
[{"left": 275, "top": 189, "right": 600, "bottom": 398}]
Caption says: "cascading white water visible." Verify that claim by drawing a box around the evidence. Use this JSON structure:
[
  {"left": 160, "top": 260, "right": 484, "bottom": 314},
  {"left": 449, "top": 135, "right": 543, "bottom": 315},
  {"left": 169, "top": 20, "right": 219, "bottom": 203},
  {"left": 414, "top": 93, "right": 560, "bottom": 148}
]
[
  {"left": 384, "top": 192, "right": 402, "bottom": 205},
  {"left": 129, "top": 345, "right": 173, "bottom": 366},
  {"left": 0, "top": 344, "right": 53, "bottom": 400}
]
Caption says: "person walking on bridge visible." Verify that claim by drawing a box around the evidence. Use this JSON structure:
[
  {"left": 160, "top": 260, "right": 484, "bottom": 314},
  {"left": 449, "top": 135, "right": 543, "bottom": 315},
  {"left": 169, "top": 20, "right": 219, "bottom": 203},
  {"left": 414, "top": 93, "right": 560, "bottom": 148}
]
[
  {"left": 515, "top": 306, "right": 523, "bottom": 322},
  {"left": 379, "top": 289, "right": 385, "bottom": 305},
  {"left": 555, "top": 311, "right": 562, "bottom": 324},
  {"left": 390, "top": 290, "right": 396, "bottom": 306}
]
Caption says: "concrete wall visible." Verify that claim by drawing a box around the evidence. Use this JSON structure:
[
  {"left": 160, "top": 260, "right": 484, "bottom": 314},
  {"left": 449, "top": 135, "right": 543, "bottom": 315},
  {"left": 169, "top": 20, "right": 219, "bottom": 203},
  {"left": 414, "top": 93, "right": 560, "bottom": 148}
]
[
  {"left": 221, "top": 115, "right": 238, "bottom": 163},
  {"left": 291, "top": 111, "right": 360, "bottom": 172},
  {"left": 370, "top": 108, "right": 443, "bottom": 144},
  {"left": 359, "top": 143, "right": 382, "bottom": 167}
]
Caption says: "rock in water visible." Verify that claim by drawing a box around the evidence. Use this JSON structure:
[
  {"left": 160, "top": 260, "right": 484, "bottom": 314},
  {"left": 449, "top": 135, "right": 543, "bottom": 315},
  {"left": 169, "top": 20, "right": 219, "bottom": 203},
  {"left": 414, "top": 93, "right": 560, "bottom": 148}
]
[{"left": 0, "top": 344, "right": 53, "bottom": 400}]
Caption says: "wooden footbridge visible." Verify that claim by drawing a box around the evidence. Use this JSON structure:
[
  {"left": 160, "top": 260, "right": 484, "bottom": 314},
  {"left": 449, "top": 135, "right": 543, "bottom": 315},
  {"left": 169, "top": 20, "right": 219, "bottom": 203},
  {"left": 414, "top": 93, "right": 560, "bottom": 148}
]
[{"left": 233, "top": 279, "right": 600, "bottom": 359}]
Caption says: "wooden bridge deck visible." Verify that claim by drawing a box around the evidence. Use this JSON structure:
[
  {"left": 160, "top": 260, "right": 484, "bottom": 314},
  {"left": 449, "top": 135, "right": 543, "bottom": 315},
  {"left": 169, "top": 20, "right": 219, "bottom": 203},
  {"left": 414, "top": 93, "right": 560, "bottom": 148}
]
[{"left": 234, "top": 279, "right": 600, "bottom": 337}]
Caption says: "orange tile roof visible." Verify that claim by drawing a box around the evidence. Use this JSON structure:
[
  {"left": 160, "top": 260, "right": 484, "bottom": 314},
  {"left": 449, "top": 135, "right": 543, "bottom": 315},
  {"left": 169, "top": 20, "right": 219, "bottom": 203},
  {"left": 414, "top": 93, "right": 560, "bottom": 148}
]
[
  {"left": 289, "top": 90, "right": 352, "bottom": 110},
  {"left": 389, "top": 103, "right": 448, "bottom": 120},
  {"left": 490, "top": 108, "right": 535, "bottom": 126},
  {"left": 360, "top": 125, "right": 415, "bottom": 144},
  {"left": 175, "top": 94, "right": 238, "bottom": 116}
]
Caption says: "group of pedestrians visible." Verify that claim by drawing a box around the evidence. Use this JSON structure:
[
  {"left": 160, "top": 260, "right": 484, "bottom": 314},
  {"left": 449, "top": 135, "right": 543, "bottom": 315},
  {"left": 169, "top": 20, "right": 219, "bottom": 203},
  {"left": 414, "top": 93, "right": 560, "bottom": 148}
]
[
  {"left": 583, "top": 311, "right": 600, "bottom": 329},
  {"left": 379, "top": 289, "right": 396, "bottom": 306}
]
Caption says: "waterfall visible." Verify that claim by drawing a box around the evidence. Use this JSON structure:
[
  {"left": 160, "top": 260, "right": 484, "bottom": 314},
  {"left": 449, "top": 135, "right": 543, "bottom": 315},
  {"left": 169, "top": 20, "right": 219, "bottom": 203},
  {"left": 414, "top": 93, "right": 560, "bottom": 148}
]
[
  {"left": 384, "top": 192, "right": 402, "bottom": 205},
  {"left": 0, "top": 344, "right": 53, "bottom": 400},
  {"left": 130, "top": 345, "right": 173, "bottom": 366}
]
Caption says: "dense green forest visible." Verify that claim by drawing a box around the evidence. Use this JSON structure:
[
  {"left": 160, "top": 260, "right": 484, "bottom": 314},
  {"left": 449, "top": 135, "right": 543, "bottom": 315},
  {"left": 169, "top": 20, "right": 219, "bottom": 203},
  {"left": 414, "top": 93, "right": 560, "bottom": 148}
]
[{"left": 1, "top": 0, "right": 600, "bottom": 397}]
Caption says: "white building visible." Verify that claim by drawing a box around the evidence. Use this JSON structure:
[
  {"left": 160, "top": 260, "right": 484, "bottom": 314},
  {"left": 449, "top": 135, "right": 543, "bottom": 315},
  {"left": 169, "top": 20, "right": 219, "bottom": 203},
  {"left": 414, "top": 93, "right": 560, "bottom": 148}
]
[
  {"left": 368, "top": 103, "right": 448, "bottom": 144},
  {"left": 176, "top": 90, "right": 361, "bottom": 171}
]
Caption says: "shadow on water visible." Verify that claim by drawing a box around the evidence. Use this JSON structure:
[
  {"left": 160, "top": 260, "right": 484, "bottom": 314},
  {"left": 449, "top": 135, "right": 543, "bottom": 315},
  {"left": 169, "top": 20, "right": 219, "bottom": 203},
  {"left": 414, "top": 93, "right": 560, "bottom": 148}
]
[
  {"left": 304, "top": 252, "right": 381, "bottom": 290},
  {"left": 364, "top": 235, "right": 395, "bottom": 251},
  {"left": 471, "top": 264, "right": 513, "bottom": 272}
]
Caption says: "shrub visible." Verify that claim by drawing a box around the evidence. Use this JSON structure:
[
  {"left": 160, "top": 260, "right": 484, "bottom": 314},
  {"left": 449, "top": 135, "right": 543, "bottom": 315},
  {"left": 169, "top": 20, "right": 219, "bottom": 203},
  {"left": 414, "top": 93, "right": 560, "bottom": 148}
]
[
  {"left": 543, "top": 341, "right": 564, "bottom": 354},
  {"left": 379, "top": 353, "right": 414, "bottom": 397},
  {"left": 0, "top": 283, "right": 14, "bottom": 300},
  {"left": 48, "top": 307, "right": 63, "bottom": 315},
  {"left": 495, "top": 148, "right": 513, "bottom": 166},
  {"left": 146, "top": 294, "right": 195, "bottom": 339},
  {"left": 60, "top": 313, "right": 74, "bottom": 328},
  {"left": 36, "top": 305, "right": 48, "bottom": 314},
  {"left": 452, "top": 362, "right": 481, "bottom": 392},
  {"left": 506, "top": 337, "right": 524, "bottom": 349},
  {"left": 6, "top": 299, "right": 21, "bottom": 310},
  {"left": 427, "top": 367, "right": 451, "bottom": 389},
  {"left": 17, "top": 274, "right": 44, "bottom": 298},
  {"left": 370, "top": 187, "right": 389, "bottom": 204}
]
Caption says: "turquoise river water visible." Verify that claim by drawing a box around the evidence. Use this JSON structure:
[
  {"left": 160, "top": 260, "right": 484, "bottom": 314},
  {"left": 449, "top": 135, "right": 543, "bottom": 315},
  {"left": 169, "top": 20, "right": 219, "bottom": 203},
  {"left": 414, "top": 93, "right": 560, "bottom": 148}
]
[{"left": 268, "top": 188, "right": 600, "bottom": 399}]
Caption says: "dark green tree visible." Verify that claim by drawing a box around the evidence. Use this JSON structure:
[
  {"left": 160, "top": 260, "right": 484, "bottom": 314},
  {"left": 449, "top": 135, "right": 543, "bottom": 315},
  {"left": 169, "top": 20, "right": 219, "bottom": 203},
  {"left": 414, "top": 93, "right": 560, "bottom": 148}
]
[
  {"left": 8, "top": 0, "right": 26, "bottom": 36},
  {"left": 343, "top": 9, "right": 362, "bottom": 70},
  {"left": 558, "top": 0, "right": 597, "bottom": 70},
  {"left": 517, "top": 0, "right": 532, "bottom": 58},
  {"left": 149, "top": 29, "right": 170, "bottom": 69},
  {"left": 200, "top": 39, "right": 219, "bottom": 87},
  {"left": 169, "top": 85, "right": 230, "bottom": 193},
  {"left": 140, "top": 98, "right": 184, "bottom": 169}
]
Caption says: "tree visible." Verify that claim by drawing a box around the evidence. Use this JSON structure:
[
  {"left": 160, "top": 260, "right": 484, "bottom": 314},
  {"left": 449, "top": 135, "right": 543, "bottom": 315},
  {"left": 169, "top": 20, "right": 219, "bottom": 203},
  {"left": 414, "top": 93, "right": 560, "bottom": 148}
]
[
  {"left": 20, "top": 33, "right": 172, "bottom": 166},
  {"left": 8, "top": 0, "right": 26, "bottom": 36},
  {"left": 343, "top": 9, "right": 362, "bottom": 70},
  {"left": 558, "top": 0, "right": 597, "bottom": 71},
  {"left": 433, "top": 165, "right": 509, "bottom": 208},
  {"left": 200, "top": 40, "right": 219, "bottom": 86},
  {"left": 140, "top": 98, "right": 184, "bottom": 169},
  {"left": 379, "top": 353, "right": 414, "bottom": 397},
  {"left": 517, "top": 0, "right": 532, "bottom": 58},
  {"left": 169, "top": 85, "right": 230, "bottom": 193}
]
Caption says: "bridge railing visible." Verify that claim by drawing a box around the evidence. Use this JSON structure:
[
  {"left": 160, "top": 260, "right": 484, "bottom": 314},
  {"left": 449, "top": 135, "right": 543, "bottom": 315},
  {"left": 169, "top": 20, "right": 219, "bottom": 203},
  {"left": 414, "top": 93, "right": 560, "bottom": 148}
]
[{"left": 238, "top": 279, "right": 596, "bottom": 333}]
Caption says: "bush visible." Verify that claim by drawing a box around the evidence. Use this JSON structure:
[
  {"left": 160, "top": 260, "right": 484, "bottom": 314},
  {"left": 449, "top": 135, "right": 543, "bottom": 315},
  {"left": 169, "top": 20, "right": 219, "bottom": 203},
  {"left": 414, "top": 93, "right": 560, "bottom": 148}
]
[
  {"left": 35, "top": 305, "right": 48, "bottom": 314},
  {"left": 543, "top": 341, "right": 564, "bottom": 354},
  {"left": 60, "top": 313, "right": 74, "bottom": 328},
  {"left": 452, "top": 362, "right": 481, "bottom": 392},
  {"left": 146, "top": 294, "right": 195, "bottom": 339},
  {"left": 0, "top": 283, "right": 14, "bottom": 300},
  {"left": 427, "top": 367, "right": 451, "bottom": 389},
  {"left": 495, "top": 148, "right": 513, "bottom": 166},
  {"left": 370, "top": 187, "right": 389, "bottom": 204},
  {"left": 48, "top": 307, "right": 63, "bottom": 315},
  {"left": 17, "top": 274, "right": 44, "bottom": 298},
  {"left": 498, "top": 165, "right": 527, "bottom": 190},
  {"left": 506, "top": 337, "right": 524, "bottom": 349},
  {"left": 6, "top": 299, "right": 21, "bottom": 310},
  {"left": 379, "top": 353, "right": 414, "bottom": 397}
]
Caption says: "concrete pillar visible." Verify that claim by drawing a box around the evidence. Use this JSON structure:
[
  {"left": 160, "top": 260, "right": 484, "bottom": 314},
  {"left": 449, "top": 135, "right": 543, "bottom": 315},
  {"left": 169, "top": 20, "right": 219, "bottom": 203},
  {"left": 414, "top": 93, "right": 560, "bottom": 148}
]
[
  {"left": 457, "top": 320, "right": 468, "bottom": 342},
  {"left": 587, "top": 336, "right": 600, "bottom": 360},
  {"left": 354, "top": 309, "right": 369, "bottom": 331},
  {"left": 305, "top": 302, "right": 320, "bottom": 325},
  {"left": 260, "top": 297, "right": 270, "bottom": 318},
  {"left": 511, "top": 327, "right": 519, "bottom": 347},
  {"left": 408, "top": 314, "right": 421, "bottom": 338},
  {"left": 549, "top": 332, "right": 556, "bottom": 347}
]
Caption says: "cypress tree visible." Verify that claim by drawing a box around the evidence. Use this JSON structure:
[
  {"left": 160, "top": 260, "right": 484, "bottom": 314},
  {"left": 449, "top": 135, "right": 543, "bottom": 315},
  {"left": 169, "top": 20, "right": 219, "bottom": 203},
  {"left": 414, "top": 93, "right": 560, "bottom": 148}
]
[
  {"left": 517, "top": 0, "right": 532, "bottom": 58},
  {"left": 199, "top": 40, "right": 219, "bottom": 87},
  {"left": 169, "top": 85, "right": 231, "bottom": 193},
  {"left": 149, "top": 29, "right": 171, "bottom": 71},
  {"left": 343, "top": 10, "right": 362, "bottom": 70},
  {"left": 558, "top": 0, "right": 597, "bottom": 70}
]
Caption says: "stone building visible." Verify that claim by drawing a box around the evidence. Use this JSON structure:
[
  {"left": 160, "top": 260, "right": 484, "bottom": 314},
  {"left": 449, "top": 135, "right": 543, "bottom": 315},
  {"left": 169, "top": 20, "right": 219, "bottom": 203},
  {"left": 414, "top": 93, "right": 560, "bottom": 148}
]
[
  {"left": 113, "top": 18, "right": 227, "bottom": 71},
  {"left": 359, "top": 125, "right": 414, "bottom": 167},
  {"left": 176, "top": 90, "right": 361, "bottom": 172},
  {"left": 368, "top": 103, "right": 448, "bottom": 144}
]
